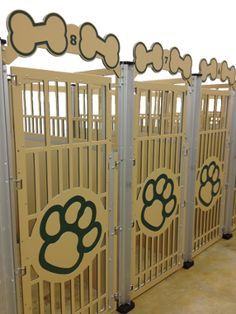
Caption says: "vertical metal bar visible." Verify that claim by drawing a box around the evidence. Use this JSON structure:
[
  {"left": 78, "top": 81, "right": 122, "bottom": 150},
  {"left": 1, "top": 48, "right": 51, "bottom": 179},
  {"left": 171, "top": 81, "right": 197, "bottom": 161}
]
[
  {"left": 108, "top": 152, "right": 115, "bottom": 310},
  {"left": 223, "top": 90, "right": 236, "bottom": 238},
  {"left": 117, "top": 62, "right": 135, "bottom": 312},
  {"left": 183, "top": 74, "right": 202, "bottom": 267},
  {"left": 0, "top": 41, "right": 18, "bottom": 314}
]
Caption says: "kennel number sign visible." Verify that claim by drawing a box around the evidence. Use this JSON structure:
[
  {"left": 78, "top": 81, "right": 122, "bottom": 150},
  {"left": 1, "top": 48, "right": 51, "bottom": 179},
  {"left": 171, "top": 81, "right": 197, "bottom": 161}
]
[
  {"left": 7, "top": 10, "right": 121, "bottom": 75},
  {"left": 4, "top": 10, "right": 236, "bottom": 84}
]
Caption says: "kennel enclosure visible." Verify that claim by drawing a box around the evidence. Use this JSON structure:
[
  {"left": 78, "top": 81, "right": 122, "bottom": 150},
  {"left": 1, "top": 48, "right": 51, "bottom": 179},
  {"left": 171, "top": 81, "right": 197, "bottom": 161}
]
[{"left": 1, "top": 10, "right": 236, "bottom": 314}]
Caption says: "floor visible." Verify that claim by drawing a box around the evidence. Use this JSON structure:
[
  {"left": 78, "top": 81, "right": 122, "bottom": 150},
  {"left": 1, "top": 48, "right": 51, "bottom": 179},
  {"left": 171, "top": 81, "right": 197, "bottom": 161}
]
[{"left": 131, "top": 233, "right": 236, "bottom": 314}]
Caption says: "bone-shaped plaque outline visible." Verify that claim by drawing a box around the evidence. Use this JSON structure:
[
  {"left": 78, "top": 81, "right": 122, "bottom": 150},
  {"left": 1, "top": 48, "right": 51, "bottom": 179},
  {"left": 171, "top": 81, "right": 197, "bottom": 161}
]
[
  {"left": 7, "top": 10, "right": 68, "bottom": 57},
  {"left": 168, "top": 47, "right": 192, "bottom": 80},
  {"left": 199, "top": 58, "right": 218, "bottom": 82},
  {"left": 78, "top": 22, "right": 120, "bottom": 70},
  {"left": 220, "top": 60, "right": 236, "bottom": 85},
  {"left": 133, "top": 41, "right": 164, "bottom": 74}
]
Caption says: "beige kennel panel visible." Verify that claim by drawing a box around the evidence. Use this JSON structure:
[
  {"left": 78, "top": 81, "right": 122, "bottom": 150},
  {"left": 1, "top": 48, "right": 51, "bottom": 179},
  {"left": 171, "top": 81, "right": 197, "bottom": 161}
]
[
  {"left": 130, "top": 81, "right": 187, "bottom": 298},
  {"left": 192, "top": 87, "right": 230, "bottom": 255},
  {"left": 10, "top": 66, "right": 117, "bottom": 314}
]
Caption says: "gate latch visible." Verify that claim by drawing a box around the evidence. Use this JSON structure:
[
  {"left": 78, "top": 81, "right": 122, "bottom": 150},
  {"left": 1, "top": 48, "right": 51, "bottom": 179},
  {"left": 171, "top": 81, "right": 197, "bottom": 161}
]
[
  {"left": 110, "top": 225, "right": 122, "bottom": 236},
  {"left": 112, "top": 292, "right": 120, "bottom": 301}
]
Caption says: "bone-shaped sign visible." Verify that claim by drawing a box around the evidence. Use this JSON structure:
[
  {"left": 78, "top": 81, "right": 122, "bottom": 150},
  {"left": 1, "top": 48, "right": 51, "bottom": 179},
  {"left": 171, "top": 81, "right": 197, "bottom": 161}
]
[
  {"left": 168, "top": 47, "right": 192, "bottom": 80},
  {"left": 6, "top": 10, "right": 120, "bottom": 75},
  {"left": 199, "top": 58, "right": 236, "bottom": 85},
  {"left": 199, "top": 58, "right": 218, "bottom": 82},
  {"left": 7, "top": 10, "right": 68, "bottom": 56},
  {"left": 78, "top": 23, "right": 120, "bottom": 70},
  {"left": 133, "top": 42, "right": 163, "bottom": 74},
  {"left": 133, "top": 42, "right": 192, "bottom": 79},
  {"left": 221, "top": 61, "right": 236, "bottom": 85}
]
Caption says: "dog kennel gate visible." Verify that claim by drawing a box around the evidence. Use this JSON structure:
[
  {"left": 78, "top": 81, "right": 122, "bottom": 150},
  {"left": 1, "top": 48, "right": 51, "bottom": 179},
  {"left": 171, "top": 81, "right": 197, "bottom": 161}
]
[
  {"left": 5, "top": 65, "right": 236, "bottom": 314},
  {"left": 192, "top": 87, "right": 231, "bottom": 255},
  {"left": 7, "top": 61, "right": 190, "bottom": 313},
  {"left": 9, "top": 66, "right": 117, "bottom": 314},
  {"left": 2, "top": 9, "right": 236, "bottom": 311},
  {"left": 130, "top": 80, "right": 187, "bottom": 297}
]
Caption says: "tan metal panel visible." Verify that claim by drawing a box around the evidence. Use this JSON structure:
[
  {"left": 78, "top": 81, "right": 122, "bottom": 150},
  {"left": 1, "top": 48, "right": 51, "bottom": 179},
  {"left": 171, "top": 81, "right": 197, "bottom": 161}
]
[
  {"left": 10, "top": 67, "right": 116, "bottom": 314},
  {"left": 193, "top": 88, "right": 230, "bottom": 256},
  {"left": 131, "top": 82, "right": 187, "bottom": 298}
]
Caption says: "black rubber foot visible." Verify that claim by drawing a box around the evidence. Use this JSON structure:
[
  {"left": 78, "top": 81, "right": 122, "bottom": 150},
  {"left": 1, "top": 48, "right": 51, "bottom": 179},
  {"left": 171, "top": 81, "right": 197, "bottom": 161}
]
[
  {"left": 183, "top": 260, "right": 194, "bottom": 269},
  {"left": 117, "top": 301, "right": 135, "bottom": 313},
  {"left": 222, "top": 233, "right": 233, "bottom": 240}
]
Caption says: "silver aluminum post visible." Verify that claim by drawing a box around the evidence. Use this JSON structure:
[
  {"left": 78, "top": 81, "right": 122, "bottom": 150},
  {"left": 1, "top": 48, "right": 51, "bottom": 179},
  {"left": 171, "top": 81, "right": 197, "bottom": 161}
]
[
  {"left": 0, "top": 40, "right": 18, "bottom": 313},
  {"left": 183, "top": 74, "right": 202, "bottom": 268},
  {"left": 117, "top": 62, "right": 135, "bottom": 312},
  {"left": 223, "top": 90, "right": 236, "bottom": 238}
]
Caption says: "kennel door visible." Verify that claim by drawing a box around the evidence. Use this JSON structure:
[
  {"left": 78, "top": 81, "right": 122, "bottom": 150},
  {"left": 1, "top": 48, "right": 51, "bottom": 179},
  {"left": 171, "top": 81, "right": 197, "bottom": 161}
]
[
  {"left": 193, "top": 88, "right": 230, "bottom": 255},
  {"left": 131, "top": 81, "right": 187, "bottom": 298},
  {"left": 10, "top": 66, "right": 116, "bottom": 314}
]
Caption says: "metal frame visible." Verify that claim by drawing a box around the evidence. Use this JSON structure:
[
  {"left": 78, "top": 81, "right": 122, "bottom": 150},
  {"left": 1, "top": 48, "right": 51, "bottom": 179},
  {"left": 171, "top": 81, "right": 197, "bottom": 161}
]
[
  {"left": 117, "top": 62, "right": 135, "bottom": 309},
  {"left": 223, "top": 90, "right": 236, "bottom": 236},
  {"left": 183, "top": 74, "right": 202, "bottom": 265},
  {"left": 0, "top": 41, "right": 18, "bottom": 314}
]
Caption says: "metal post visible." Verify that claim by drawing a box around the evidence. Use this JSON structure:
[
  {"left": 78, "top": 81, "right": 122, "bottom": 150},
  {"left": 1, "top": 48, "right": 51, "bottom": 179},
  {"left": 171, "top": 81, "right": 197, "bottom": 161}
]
[
  {"left": 223, "top": 90, "right": 236, "bottom": 239},
  {"left": 0, "top": 40, "right": 18, "bottom": 313},
  {"left": 183, "top": 74, "right": 202, "bottom": 268},
  {"left": 117, "top": 62, "right": 135, "bottom": 313}
]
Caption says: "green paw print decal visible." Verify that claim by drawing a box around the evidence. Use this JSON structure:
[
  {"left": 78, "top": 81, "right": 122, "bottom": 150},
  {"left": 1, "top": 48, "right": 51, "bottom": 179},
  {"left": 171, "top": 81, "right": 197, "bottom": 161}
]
[
  {"left": 141, "top": 173, "right": 177, "bottom": 232},
  {"left": 39, "top": 195, "right": 102, "bottom": 275},
  {"left": 198, "top": 160, "right": 221, "bottom": 207}
]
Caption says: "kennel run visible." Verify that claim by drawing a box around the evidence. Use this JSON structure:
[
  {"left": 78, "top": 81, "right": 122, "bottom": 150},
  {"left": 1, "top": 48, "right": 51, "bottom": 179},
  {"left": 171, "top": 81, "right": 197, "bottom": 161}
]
[{"left": 1, "top": 9, "right": 236, "bottom": 314}]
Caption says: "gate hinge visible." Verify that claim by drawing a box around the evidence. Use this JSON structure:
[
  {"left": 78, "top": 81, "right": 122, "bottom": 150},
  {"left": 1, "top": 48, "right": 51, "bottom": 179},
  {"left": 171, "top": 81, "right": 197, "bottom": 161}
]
[
  {"left": 183, "top": 145, "right": 189, "bottom": 156},
  {"left": 15, "top": 266, "right": 26, "bottom": 276},
  {"left": 110, "top": 225, "right": 122, "bottom": 236},
  {"left": 7, "top": 74, "right": 17, "bottom": 85},
  {"left": 112, "top": 160, "right": 123, "bottom": 169},
  {"left": 11, "top": 178, "right": 23, "bottom": 190},
  {"left": 180, "top": 201, "right": 186, "bottom": 208},
  {"left": 112, "top": 292, "right": 120, "bottom": 301}
]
